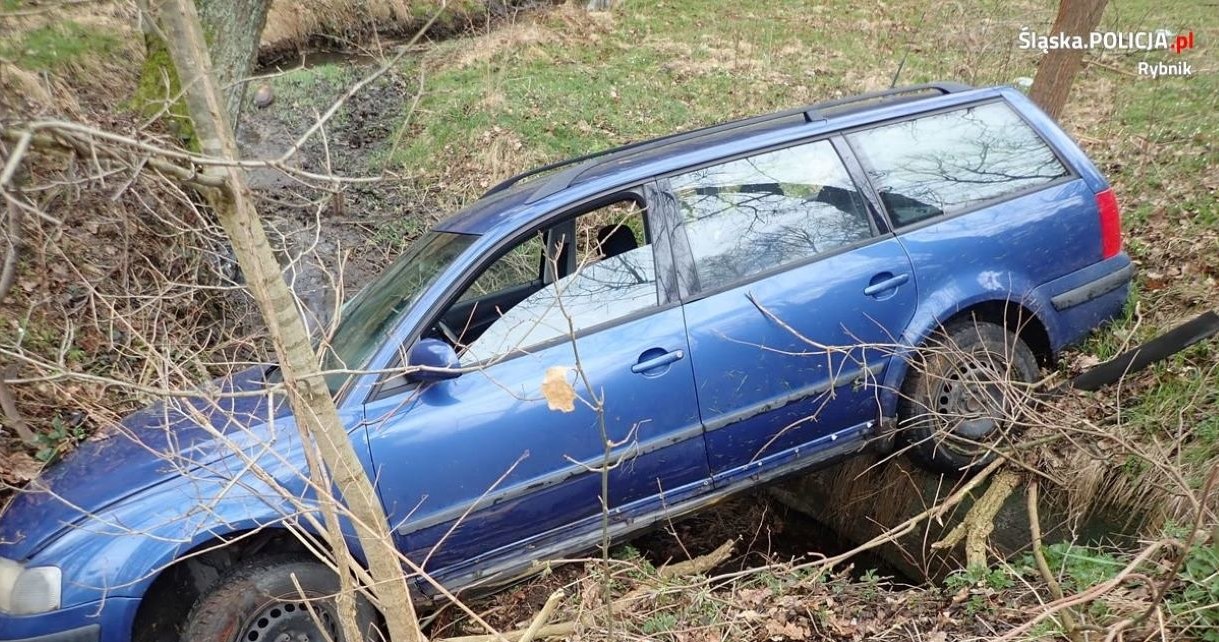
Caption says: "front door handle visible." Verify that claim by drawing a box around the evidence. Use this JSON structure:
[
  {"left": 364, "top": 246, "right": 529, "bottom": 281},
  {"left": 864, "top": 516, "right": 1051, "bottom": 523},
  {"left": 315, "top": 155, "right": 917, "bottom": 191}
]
[
  {"left": 631, "top": 349, "right": 684, "bottom": 374},
  {"left": 863, "top": 272, "right": 910, "bottom": 297}
]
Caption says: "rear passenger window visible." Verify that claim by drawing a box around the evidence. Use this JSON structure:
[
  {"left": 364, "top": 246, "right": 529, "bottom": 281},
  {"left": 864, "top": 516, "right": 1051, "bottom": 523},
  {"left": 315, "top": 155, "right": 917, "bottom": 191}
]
[
  {"left": 849, "top": 101, "right": 1070, "bottom": 227},
  {"left": 670, "top": 140, "right": 873, "bottom": 287}
]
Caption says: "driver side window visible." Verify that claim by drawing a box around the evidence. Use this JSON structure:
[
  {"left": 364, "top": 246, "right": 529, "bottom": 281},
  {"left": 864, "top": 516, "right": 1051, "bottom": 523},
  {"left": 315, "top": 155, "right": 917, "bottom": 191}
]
[
  {"left": 432, "top": 197, "right": 659, "bottom": 365},
  {"left": 458, "top": 232, "right": 545, "bottom": 302}
]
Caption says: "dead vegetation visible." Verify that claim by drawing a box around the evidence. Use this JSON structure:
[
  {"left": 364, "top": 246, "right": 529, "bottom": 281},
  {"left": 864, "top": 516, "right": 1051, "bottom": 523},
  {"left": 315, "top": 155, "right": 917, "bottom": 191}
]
[{"left": 259, "top": 0, "right": 553, "bottom": 64}]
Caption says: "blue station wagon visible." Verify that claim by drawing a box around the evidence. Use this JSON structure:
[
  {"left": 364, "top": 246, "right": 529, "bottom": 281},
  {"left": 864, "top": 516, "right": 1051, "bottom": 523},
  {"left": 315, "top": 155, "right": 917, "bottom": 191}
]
[{"left": 0, "top": 83, "right": 1132, "bottom": 642}]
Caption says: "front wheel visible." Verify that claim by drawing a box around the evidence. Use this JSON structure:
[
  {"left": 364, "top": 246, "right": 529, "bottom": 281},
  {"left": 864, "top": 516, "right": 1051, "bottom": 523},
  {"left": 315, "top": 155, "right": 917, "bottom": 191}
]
[
  {"left": 898, "top": 319, "right": 1039, "bottom": 474},
  {"left": 181, "top": 556, "right": 379, "bottom": 642}
]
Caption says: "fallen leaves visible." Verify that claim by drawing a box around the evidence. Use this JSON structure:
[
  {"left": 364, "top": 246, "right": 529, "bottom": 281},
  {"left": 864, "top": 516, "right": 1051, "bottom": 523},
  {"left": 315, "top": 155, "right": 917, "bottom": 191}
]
[{"left": 0, "top": 451, "right": 42, "bottom": 485}]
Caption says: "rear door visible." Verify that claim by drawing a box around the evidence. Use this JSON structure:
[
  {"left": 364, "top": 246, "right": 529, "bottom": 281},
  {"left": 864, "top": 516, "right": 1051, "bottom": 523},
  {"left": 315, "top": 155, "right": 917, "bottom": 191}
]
[
  {"left": 661, "top": 137, "right": 918, "bottom": 480},
  {"left": 845, "top": 100, "right": 1083, "bottom": 302}
]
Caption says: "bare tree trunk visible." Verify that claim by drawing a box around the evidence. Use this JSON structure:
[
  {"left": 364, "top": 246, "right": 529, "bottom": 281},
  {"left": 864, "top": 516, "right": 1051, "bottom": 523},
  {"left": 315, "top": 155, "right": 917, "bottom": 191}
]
[
  {"left": 138, "top": 0, "right": 270, "bottom": 127},
  {"left": 197, "top": 0, "right": 272, "bottom": 121},
  {"left": 151, "top": 1, "right": 424, "bottom": 641},
  {"left": 1028, "top": 0, "right": 1109, "bottom": 119}
]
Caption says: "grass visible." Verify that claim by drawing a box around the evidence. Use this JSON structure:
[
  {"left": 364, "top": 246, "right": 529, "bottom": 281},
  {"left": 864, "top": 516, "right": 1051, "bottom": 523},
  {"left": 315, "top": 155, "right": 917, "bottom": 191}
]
[
  {"left": 387, "top": 0, "right": 1046, "bottom": 187},
  {"left": 0, "top": 20, "right": 121, "bottom": 71},
  {"left": 268, "top": 63, "right": 356, "bottom": 110}
]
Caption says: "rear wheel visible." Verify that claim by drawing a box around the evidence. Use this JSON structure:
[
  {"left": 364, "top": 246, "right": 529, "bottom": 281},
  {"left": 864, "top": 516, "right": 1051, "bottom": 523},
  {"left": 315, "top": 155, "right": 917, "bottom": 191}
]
[
  {"left": 899, "top": 319, "right": 1039, "bottom": 474},
  {"left": 181, "top": 556, "right": 378, "bottom": 642}
]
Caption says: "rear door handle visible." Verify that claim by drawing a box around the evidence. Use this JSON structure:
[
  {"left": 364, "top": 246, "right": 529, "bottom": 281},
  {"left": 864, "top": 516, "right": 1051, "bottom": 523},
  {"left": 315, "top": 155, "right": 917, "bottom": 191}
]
[
  {"left": 863, "top": 273, "right": 910, "bottom": 297},
  {"left": 631, "top": 349, "right": 684, "bottom": 373}
]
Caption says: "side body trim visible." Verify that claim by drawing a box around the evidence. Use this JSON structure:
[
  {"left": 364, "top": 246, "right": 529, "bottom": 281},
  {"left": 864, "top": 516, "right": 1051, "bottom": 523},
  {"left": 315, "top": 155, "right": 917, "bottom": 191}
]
[{"left": 1051, "top": 263, "right": 1135, "bottom": 310}]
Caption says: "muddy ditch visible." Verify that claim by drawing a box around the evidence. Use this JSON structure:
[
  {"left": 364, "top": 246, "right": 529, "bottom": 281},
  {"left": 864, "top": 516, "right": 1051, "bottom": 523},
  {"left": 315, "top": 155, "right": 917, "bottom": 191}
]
[
  {"left": 236, "top": 0, "right": 559, "bottom": 331},
  {"left": 236, "top": 54, "right": 422, "bottom": 331},
  {"left": 256, "top": 0, "right": 557, "bottom": 70}
]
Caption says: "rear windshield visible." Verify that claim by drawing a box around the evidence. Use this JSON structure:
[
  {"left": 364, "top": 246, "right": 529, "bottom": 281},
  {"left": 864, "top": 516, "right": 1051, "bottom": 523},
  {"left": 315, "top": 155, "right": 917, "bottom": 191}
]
[{"left": 849, "top": 101, "right": 1070, "bottom": 227}]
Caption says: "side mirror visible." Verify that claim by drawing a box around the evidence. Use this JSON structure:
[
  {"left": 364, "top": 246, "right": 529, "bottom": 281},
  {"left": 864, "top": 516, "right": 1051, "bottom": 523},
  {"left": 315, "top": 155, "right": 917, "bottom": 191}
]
[{"left": 405, "top": 338, "right": 462, "bottom": 382}]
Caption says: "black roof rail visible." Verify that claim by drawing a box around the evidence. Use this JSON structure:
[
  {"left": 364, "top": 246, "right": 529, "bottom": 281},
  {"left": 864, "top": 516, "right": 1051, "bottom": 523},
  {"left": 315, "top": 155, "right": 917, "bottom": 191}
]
[
  {"left": 481, "top": 82, "right": 971, "bottom": 198},
  {"left": 803, "top": 82, "right": 972, "bottom": 118},
  {"left": 481, "top": 106, "right": 818, "bottom": 197}
]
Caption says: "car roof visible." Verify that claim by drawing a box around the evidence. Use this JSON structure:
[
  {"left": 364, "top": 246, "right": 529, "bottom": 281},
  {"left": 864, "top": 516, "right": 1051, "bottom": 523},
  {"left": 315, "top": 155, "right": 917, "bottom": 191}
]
[{"left": 435, "top": 82, "right": 976, "bottom": 235}]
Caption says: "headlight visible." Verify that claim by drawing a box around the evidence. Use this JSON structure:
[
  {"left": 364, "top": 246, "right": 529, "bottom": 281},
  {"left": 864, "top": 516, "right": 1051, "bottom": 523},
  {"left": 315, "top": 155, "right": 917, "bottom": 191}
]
[{"left": 0, "top": 557, "right": 61, "bottom": 615}]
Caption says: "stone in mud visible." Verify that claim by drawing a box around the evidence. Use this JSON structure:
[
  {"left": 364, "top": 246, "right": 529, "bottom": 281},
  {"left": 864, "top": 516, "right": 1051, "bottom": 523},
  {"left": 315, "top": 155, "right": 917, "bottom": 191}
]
[{"left": 253, "top": 83, "right": 274, "bottom": 108}]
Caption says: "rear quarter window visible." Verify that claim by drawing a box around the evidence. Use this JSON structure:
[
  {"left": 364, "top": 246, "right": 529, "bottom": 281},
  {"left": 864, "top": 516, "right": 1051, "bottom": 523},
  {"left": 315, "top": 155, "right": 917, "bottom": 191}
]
[
  {"left": 669, "top": 139, "right": 874, "bottom": 288},
  {"left": 848, "top": 101, "right": 1070, "bottom": 228}
]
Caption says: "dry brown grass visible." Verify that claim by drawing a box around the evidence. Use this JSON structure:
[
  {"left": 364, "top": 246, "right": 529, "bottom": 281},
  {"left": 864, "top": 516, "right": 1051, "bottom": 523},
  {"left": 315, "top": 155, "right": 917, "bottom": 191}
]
[
  {"left": 0, "top": 1, "right": 140, "bottom": 112},
  {"left": 261, "top": 0, "right": 519, "bottom": 57},
  {"left": 262, "top": 0, "right": 419, "bottom": 53},
  {"left": 426, "top": 1, "right": 608, "bottom": 69},
  {"left": 447, "top": 20, "right": 555, "bottom": 69},
  {"left": 0, "top": 62, "right": 70, "bottom": 115}
]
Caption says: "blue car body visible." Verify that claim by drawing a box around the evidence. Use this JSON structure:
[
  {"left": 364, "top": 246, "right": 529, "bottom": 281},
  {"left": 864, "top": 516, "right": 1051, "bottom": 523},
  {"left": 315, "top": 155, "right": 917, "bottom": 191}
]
[{"left": 0, "top": 84, "right": 1132, "bottom": 641}]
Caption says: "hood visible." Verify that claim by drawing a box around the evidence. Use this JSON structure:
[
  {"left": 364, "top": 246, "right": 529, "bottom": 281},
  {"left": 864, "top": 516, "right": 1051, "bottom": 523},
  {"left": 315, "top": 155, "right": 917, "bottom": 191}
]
[{"left": 0, "top": 367, "right": 291, "bottom": 560}]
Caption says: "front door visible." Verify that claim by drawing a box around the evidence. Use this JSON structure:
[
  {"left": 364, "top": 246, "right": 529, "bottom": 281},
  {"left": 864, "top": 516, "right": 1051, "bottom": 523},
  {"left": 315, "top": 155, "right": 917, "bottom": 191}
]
[
  {"left": 362, "top": 193, "right": 708, "bottom": 579},
  {"left": 661, "top": 136, "right": 917, "bottom": 479}
]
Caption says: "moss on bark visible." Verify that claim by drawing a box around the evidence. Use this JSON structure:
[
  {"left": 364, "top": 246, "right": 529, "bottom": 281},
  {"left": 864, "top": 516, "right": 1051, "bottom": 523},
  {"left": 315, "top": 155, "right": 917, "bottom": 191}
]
[
  {"left": 134, "top": 35, "right": 197, "bottom": 147},
  {"left": 135, "top": 0, "right": 270, "bottom": 144}
]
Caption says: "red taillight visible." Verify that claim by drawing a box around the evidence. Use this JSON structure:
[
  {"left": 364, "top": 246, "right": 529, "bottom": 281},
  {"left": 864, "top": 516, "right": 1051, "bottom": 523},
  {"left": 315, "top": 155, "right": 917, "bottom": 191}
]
[{"left": 1096, "top": 188, "right": 1122, "bottom": 259}]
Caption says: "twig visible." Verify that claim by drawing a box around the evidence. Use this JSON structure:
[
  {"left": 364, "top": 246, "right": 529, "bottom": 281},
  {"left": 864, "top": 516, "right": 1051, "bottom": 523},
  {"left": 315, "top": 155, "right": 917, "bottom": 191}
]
[
  {"left": 994, "top": 540, "right": 1170, "bottom": 642},
  {"left": 1, "top": 128, "right": 226, "bottom": 191},
  {"left": 0, "top": 125, "right": 35, "bottom": 304},
  {"left": 0, "top": 364, "right": 36, "bottom": 444},
  {"left": 0, "top": 197, "right": 22, "bottom": 304},
  {"left": 440, "top": 622, "right": 577, "bottom": 642},
  {"left": 1028, "top": 477, "right": 1082, "bottom": 641},
  {"left": 0, "top": 130, "right": 33, "bottom": 186}
]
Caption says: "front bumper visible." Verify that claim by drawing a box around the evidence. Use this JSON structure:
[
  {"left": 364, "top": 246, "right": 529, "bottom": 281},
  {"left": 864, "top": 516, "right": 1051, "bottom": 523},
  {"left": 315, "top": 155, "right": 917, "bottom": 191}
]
[
  {"left": 3, "top": 625, "right": 98, "bottom": 642},
  {"left": 1, "top": 598, "right": 136, "bottom": 642}
]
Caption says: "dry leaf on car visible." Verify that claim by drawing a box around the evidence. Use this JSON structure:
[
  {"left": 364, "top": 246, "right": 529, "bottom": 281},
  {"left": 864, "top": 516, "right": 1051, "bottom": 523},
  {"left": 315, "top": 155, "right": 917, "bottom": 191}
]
[{"left": 541, "top": 366, "right": 576, "bottom": 412}]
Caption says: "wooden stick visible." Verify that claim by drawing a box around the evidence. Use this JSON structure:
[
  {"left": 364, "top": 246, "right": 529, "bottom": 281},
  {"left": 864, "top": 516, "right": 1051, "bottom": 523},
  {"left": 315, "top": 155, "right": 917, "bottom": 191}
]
[
  {"left": 518, "top": 590, "right": 565, "bottom": 642},
  {"left": 0, "top": 364, "right": 36, "bottom": 444},
  {"left": 1028, "top": 478, "right": 1081, "bottom": 641},
  {"left": 931, "top": 469, "right": 1020, "bottom": 567},
  {"left": 658, "top": 539, "right": 735, "bottom": 579}
]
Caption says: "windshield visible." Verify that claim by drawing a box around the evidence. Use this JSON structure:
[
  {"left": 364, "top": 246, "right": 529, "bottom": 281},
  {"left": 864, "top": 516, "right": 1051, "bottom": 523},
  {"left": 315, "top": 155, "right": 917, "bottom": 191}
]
[{"left": 321, "top": 231, "right": 475, "bottom": 393}]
